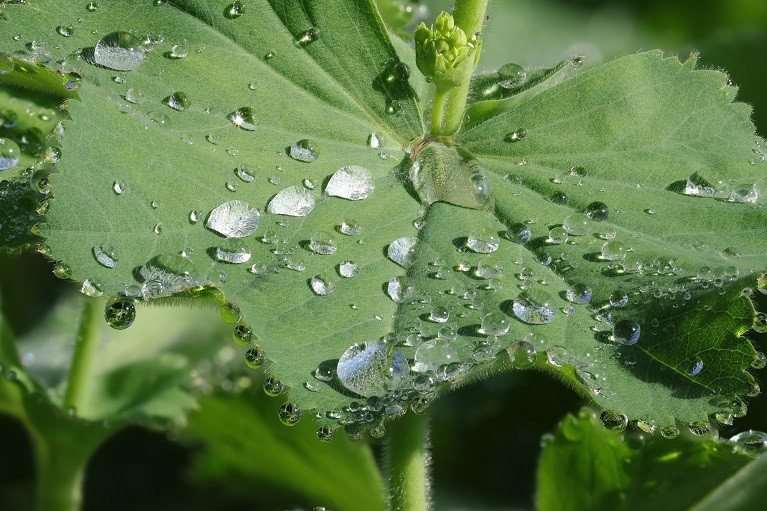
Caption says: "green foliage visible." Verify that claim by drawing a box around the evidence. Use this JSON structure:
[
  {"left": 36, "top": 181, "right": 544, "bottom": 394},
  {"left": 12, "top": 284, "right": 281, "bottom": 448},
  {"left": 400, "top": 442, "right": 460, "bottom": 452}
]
[{"left": 537, "top": 409, "right": 767, "bottom": 511}]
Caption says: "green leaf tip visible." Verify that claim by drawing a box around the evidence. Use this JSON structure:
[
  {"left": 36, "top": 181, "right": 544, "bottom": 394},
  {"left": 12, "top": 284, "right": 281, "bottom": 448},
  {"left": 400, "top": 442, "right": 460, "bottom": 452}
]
[{"left": 415, "top": 11, "right": 481, "bottom": 90}]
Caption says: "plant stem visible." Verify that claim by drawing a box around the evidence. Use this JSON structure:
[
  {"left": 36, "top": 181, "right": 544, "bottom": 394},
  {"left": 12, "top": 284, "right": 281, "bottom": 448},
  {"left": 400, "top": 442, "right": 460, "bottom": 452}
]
[
  {"left": 63, "top": 297, "right": 102, "bottom": 413},
  {"left": 437, "top": 0, "right": 490, "bottom": 135},
  {"left": 430, "top": 87, "right": 448, "bottom": 137},
  {"left": 386, "top": 412, "right": 430, "bottom": 511}
]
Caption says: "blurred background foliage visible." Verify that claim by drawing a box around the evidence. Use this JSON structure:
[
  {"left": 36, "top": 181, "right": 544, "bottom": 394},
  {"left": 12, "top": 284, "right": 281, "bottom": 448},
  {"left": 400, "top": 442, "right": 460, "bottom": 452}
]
[{"left": 1, "top": 0, "right": 766, "bottom": 510}]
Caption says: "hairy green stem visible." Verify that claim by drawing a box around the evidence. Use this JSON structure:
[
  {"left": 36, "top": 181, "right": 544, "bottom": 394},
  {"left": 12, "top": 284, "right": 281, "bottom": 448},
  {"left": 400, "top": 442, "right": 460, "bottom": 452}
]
[
  {"left": 386, "top": 413, "right": 430, "bottom": 511},
  {"left": 63, "top": 297, "right": 102, "bottom": 413},
  {"left": 437, "top": 0, "right": 489, "bottom": 135},
  {"left": 430, "top": 88, "right": 448, "bottom": 137}
]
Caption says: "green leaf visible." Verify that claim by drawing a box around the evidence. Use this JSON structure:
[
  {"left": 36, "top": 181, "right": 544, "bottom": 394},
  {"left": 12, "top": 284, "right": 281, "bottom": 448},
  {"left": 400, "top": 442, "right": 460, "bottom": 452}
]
[
  {"left": 185, "top": 391, "right": 385, "bottom": 511},
  {"left": 536, "top": 410, "right": 767, "bottom": 511}
]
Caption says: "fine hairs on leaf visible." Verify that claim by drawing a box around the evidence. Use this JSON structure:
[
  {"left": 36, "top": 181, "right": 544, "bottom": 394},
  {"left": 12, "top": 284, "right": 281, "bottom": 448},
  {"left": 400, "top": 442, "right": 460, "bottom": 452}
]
[{"left": 0, "top": 0, "right": 766, "bottom": 510}]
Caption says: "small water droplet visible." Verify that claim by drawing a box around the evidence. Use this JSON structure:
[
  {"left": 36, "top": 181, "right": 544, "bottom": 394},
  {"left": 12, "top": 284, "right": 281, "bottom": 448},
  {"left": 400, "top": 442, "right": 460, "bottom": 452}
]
[
  {"left": 504, "top": 128, "right": 526, "bottom": 142},
  {"left": 316, "top": 426, "right": 334, "bottom": 442},
  {"left": 56, "top": 25, "right": 74, "bottom": 37},
  {"left": 263, "top": 376, "right": 284, "bottom": 396},
  {"left": 206, "top": 200, "right": 260, "bottom": 238},
  {"left": 480, "top": 311, "right": 510, "bottom": 336},
  {"left": 92, "top": 244, "right": 118, "bottom": 268},
  {"left": 267, "top": 186, "right": 315, "bottom": 216},
  {"left": 309, "top": 231, "right": 337, "bottom": 255},
  {"left": 551, "top": 191, "right": 568, "bottom": 205},
  {"left": 81, "top": 278, "right": 103, "bottom": 297},
  {"left": 507, "top": 341, "right": 536, "bottom": 368},
  {"left": 167, "top": 43, "right": 188, "bottom": 59},
  {"left": 244, "top": 346, "right": 265, "bottom": 368},
  {"left": 86, "top": 2, "right": 99, "bottom": 12},
  {"left": 612, "top": 320, "right": 640, "bottom": 345},
  {"left": 325, "top": 166, "right": 374, "bottom": 200},
  {"left": 562, "top": 213, "right": 590, "bottom": 236},
  {"left": 224, "top": 1, "right": 244, "bottom": 18},
  {"left": 368, "top": 132, "right": 382, "bottom": 149},
  {"left": 288, "top": 139, "right": 319, "bottom": 162},
  {"left": 93, "top": 31, "right": 145, "bottom": 71},
  {"left": 227, "top": 107, "right": 257, "bottom": 130},
  {"left": 609, "top": 290, "right": 628, "bottom": 308},
  {"left": 685, "top": 355, "right": 703, "bottom": 377},
  {"left": 512, "top": 290, "right": 556, "bottom": 324},
  {"left": 600, "top": 410, "right": 628, "bottom": 431},
  {"left": 338, "top": 261, "right": 359, "bottom": 278},
  {"left": 387, "top": 237, "right": 417, "bottom": 268},
  {"left": 466, "top": 228, "right": 499, "bottom": 253},
  {"left": 214, "top": 241, "right": 251, "bottom": 264},
  {"left": 337, "top": 342, "right": 406, "bottom": 396},
  {"left": 0, "top": 54, "right": 15, "bottom": 75},
  {"left": 498, "top": 62, "right": 526, "bottom": 88},
  {"left": 0, "top": 137, "right": 21, "bottom": 170},
  {"left": 124, "top": 87, "right": 145, "bottom": 104},
  {"left": 310, "top": 274, "right": 335, "bottom": 295},
  {"left": 339, "top": 219, "right": 362, "bottom": 236},
  {"left": 751, "top": 351, "right": 766, "bottom": 369},
  {"left": 278, "top": 402, "right": 302, "bottom": 426},
  {"left": 163, "top": 91, "right": 190, "bottom": 111},
  {"left": 565, "top": 283, "right": 592, "bottom": 304},
  {"left": 294, "top": 27, "right": 320, "bottom": 47},
  {"left": 507, "top": 223, "right": 532, "bottom": 244},
  {"left": 232, "top": 323, "right": 253, "bottom": 346},
  {"left": 414, "top": 340, "right": 457, "bottom": 373},
  {"left": 104, "top": 298, "right": 135, "bottom": 329},
  {"left": 585, "top": 201, "right": 609, "bottom": 221},
  {"left": 387, "top": 276, "right": 413, "bottom": 303},
  {"left": 220, "top": 301, "right": 242, "bottom": 324},
  {"left": 600, "top": 240, "right": 625, "bottom": 261}
]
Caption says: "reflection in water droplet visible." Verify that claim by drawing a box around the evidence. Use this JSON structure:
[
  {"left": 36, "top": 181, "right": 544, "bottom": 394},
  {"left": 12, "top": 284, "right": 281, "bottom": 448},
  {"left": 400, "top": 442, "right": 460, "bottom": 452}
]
[
  {"left": 585, "top": 201, "right": 609, "bottom": 221},
  {"left": 338, "top": 261, "right": 359, "bottom": 278},
  {"left": 93, "top": 31, "right": 145, "bottom": 71},
  {"left": 289, "top": 139, "right": 319, "bottom": 162},
  {"left": 414, "top": 340, "right": 456, "bottom": 373},
  {"left": 104, "top": 298, "right": 135, "bottom": 329},
  {"left": 325, "top": 166, "right": 374, "bottom": 200},
  {"left": 685, "top": 355, "right": 703, "bottom": 377},
  {"left": 309, "top": 231, "right": 337, "bottom": 255},
  {"left": 466, "top": 228, "right": 499, "bottom": 254},
  {"left": 294, "top": 27, "right": 320, "bottom": 47},
  {"left": 498, "top": 62, "right": 526, "bottom": 88},
  {"left": 504, "top": 128, "right": 526, "bottom": 142},
  {"left": 267, "top": 186, "right": 315, "bottom": 216},
  {"left": 0, "top": 53, "right": 16, "bottom": 75},
  {"left": 562, "top": 213, "right": 590, "bottom": 236},
  {"left": 507, "top": 223, "right": 531, "bottom": 244},
  {"left": 507, "top": 341, "right": 536, "bottom": 368},
  {"left": 565, "top": 283, "right": 592, "bottom": 304},
  {"left": 224, "top": 1, "right": 244, "bottom": 19},
  {"left": 612, "top": 320, "right": 640, "bottom": 345},
  {"left": 92, "top": 244, "right": 118, "bottom": 268},
  {"left": 214, "top": 242, "right": 251, "bottom": 264},
  {"left": 206, "top": 200, "right": 260, "bottom": 238},
  {"left": 232, "top": 323, "right": 253, "bottom": 345},
  {"left": 512, "top": 291, "right": 556, "bottom": 324},
  {"left": 163, "top": 91, "right": 191, "bottom": 111},
  {"left": 730, "top": 430, "right": 767, "bottom": 454},
  {"left": 481, "top": 312, "right": 509, "bottom": 336},
  {"left": 387, "top": 276, "right": 412, "bottom": 303},
  {"left": 244, "top": 346, "right": 265, "bottom": 368},
  {"left": 599, "top": 410, "right": 628, "bottom": 431},
  {"left": 227, "top": 107, "right": 257, "bottom": 130},
  {"left": 310, "top": 274, "right": 335, "bottom": 295},
  {"left": 0, "top": 137, "right": 21, "bottom": 170},
  {"left": 278, "top": 402, "right": 301, "bottom": 426},
  {"left": 337, "top": 342, "right": 406, "bottom": 396},
  {"left": 263, "top": 376, "right": 284, "bottom": 396},
  {"left": 387, "top": 237, "right": 417, "bottom": 268}
]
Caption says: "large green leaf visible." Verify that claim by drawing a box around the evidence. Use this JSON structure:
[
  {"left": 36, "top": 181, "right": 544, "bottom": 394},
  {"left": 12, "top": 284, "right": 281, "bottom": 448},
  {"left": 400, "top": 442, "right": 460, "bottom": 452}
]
[
  {"left": 3, "top": 0, "right": 765, "bottom": 435},
  {"left": 537, "top": 409, "right": 767, "bottom": 511}
]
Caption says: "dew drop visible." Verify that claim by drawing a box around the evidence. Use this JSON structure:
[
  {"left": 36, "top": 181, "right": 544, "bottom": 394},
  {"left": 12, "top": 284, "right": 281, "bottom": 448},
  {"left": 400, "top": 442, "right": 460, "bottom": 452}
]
[
  {"left": 53, "top": 263, "right": 72, "bottom": 280},
  {"left": 429, "top": 306, "right": 450, "bottom": 323},
  {"left": 339, "top": 219, "right": 362, "bottom": 236},
  {"left": 609, "top": 290, "right": 628, "bottom": 308},
  {"left": 498, "top": 63, "right": 526, "bottom": 88},
  {"left": 263, "top": 376, "right": 284, "bottom": 396},
  {"left": 267, "top": 186, "right": 315, "bottom": 216},
  {"left": 231, "top": 323, "right": 253, "bottom": 346},
  {"left": 387, "top": 237, "right": 417, "bottom": 268},
  {"left": 507, "top": 341, "right": 536, "bottom": 368},
  {"left": 0, "top": 137, "right": 21, "bottom": 170},
  {"left": 730, "top": 430, "right": 767, "bottom": 454},
  {"left": 585, "top": 201, "right": 609, "bottom": 221},
  {"left": 86, "top": 2, "right": 99, "bottom": 11},
  {"left": 220, "top": 301, "right": 241, "bottom": 324},
  {"left": 214, "top": 241, "right": 251, "bottom": 264},
  {"left": 167, "top": 43, "right": 188, "bottom": 59},
  {"left": 481, "top": 311, "right": 509, "bottom": 336},
  {"left": 0, "top": 54, "right": 15, "bottom": 75},
  {"left": 386, "top": 276, "right": 413, "bottom": 303},
  {"left": 512, "top": 290, "right": 556, "bottom": 324},
  {"left": 294, "top": 27, "right": 320, "bottom": 47},
  {"left": 224, "top": 1, "right": 244, "bottom": 18},
  {"left": 752, "top": 351, "right": 766, "bottom": 370},
  {"left": 325, "top": 166, "right": 374, "bottom": 200},
  {"left": 659, "top": 425, "right": 680, "bottom": 439},
  {"left": 104, "top": 298, "right": 135, "bottom": 330},
  {"left": 81, "top": 279, "right": 103, "bottom": 297},
  {"left": 600, "top": 240, "right": 625, "bottom": 261},
  {"left": 337, "top": 342, "right": 401, "bottom": 396},
  {"left": 551, "top": 191, "right": 568, "bottom": 205},
  {"left": 309, "top": 231, "right": 337, "bottom": 255},
  {"left": 56, "top": 25, "right": 74, "bottom": 37},
  {"left": 562, "top": 213, "right": 590, "bottom": 236},
  {"left": 367, "top": 132, "right": 382, "bottom": 149},
  {"left": 124, "top": 87, "right": 145, "bottom": 104},
  {"left": 310, "top": 274, "right": 335, "bottom": 295},
  {"left": 504, "top": 128, "right": 526, "bottom": 143},
  {"left": 92, "top": 244, "right": 118, "bottom": 268},
  {"left": 685, "top": 355, "right": 703, "bottom": 377},
  {"left": 316, "top": 426, "right": 334, "bottom": 442},
  {"left": 466, "top": 228, "right": 499, "bottom": 253},
  {"left": 599, "top": 410, "right": 628, "bottom": 431},
  {"left": 206, "top": 200, "right": 260, "bottom": 238},
  {"left": 612, "top": 320, "right": 640, "bottom": 345},
  {"left": 565, "top": 283, "right": 592, "bottom": 304},
  {"left": 414, "top": 340, "right": 457, "bottom": 373},
  {"left": 93, "top": 31, "right": 145, "bottom": 71},
  {"left": 289, "top": 139, "right": 319, "bottom": 162},
  {"left": 163, "top": 91, "right": 190, "bottom": 111},
  {"left": 338, "top": 261, "right": 359, "bottom": 278},
  {"left": 244, "top": 346, "right": 265, "bottom": 368},
  {"left": 278, "top": 402, "right": 302, "bottom": 426},
  {"left": 507, "top": 223, "right": 532, "bottom": 244},
  {"left": 227, "top": 107, "right": 257, "bottom": 130}
]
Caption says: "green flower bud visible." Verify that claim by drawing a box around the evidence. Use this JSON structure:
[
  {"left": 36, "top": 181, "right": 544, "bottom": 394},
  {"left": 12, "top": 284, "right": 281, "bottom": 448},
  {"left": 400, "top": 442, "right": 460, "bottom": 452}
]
[{"left": 415, "top": 11, "right": 481, "bottom": 90}]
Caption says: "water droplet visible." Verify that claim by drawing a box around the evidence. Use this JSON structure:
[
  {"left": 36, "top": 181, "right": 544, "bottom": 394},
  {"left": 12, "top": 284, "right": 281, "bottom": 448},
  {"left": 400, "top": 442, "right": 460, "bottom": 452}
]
[
  {"left": 512, "top": 290, "right": 556, "bottom": 324},
  {"left": 337, "top": 342, "right": 403, "bottom": 396},
  {"left": 263, "top": 376, "right": 284, "bottom": 396},
  {"left": 53, "top": 263, "right": 72, "bottom": 280},
  {"left": 475, "top": 259, "right": 503, "bottom": 279},
  {"left": 546, "top": 345, "right": 570, "bottom": 367},
  {"left": 288, "top": 139, "right": 319, "bottom": 162},
  {"left": 339, "top": 219, "right": 362, "bottom": 236},
  {"left": 498, "top": 62, "right": 526, "bottom": 88},
  {"left": 264, "top": 50, "right": 275, "bottom": 60},
  {"left": 429, "top": 306, "right": 449, "bottom": 323},
  {"left": 81, "top": 279, "right": 103, "bottom": 297},
  {"left": 551, "top": 191, "right": 568, "bottom": 205},
  {"left": 86, "top": 2, "right": 99, "bottom": 11},
  {"left": 223, "top": 1, "right": 244, "bottom": 18},
  {"left": 244, "top": 346, "right": 265, "bottom": 368},
  {"left": 227, "top": 107, "right": 257, "bottom": 130},
  {"left": 56, "top": 25, "right": 74, "bottom": 37},
  {"left": 167, "top": 43, "right": 188, "bottom": 59},
  {"left": 104, "top": 298, "right": 135, "bottom": 329},
  {"left": 316, "top": 426, "right": 334, "bottom": 442},
  {"left": 565, "top": 283, "right": 592, "bottom": 304},
  {"left": 730, "top": 430, "right": 767, "bottom": 454},
  {"left": 507, "top": 341, "right": 536, "bottom": 368},
  {"left": 600, "top": 410, "right": 628, "bottom": 431},
  {"left": 220, "top": 301, "right": 241, "bottom": 324},
  {"left": 124, "top": 87, "right": 145, "bottom": 104},
  {"left": 206, "top": 200, "right": 260, "bottom": 238},
  {"left": 92, "top": 244, "right": 118, "bottom": 268},
  {"left": 685, "top": 355, "right": 703, "bottom": 377},
  {"left": 93, "top": 31, "right": 145, "bottom": 71},
  {"left": 585, "top": 201, "right": 609, "bottom": 221},
  {"left": 294, "top": 27, "right": 320, "bottom": 47},
  {"left": 278, "top": 402, "right": 301, "bottom": 426},
  {"left": 387, "top": 237, "right": 417, "bottom": 268},
  {"left": 481, "top": 311, "right": 509, "bottom": 336},
  {"left": 163, "top": 91, "right": 190, "bottom": 111},
  {"left": 562, "top": 213, "right": 590, "bottom": 236},
  {"left": 367, "top": 132, "right": 382, "bottom": 149},
  {"left": 751, "top": 351, "right": 766, "bottom": 369},
  {"left": 414, "top": 340, "right": 456, "bottom": 373},
  {"left": 231, "top": 323, "right": 253, "bottom": 346},
  {"left": 0, "top": 138, "right": 21, "bottom": 170},
  {"left": 387, "top": 276, "right": 413, "bottom": 303},
  {"left": 0, "top": 54, "right": 15, "bottom": 75},
  {"left": 324, "top": 165, "right": 374, "bottom": 200},
  {"left": 507, "top": 223, "right": 531, "bottom": 244},
  {"left": 234, "top": 164, "right": 255, "bottom": 183},
  {"left": 309, "top": 231, "right": 337, "bottom": 255},
  {"left": 612, "top": 320, "right": 640, "bottom": 345},
  {"left": 214, "top": 241, "right": 251, "bottom": 264},
  {"left": 659, "top": 425, "right": 680, "bottom": 439},
  {"left": 338, "top": 261, "right": 359, "bottom": 278},
  {"left": 609, "top": 290, "right": 628, "bottom": 308},
  {"left": 504, "top": 128, "right": 526, "bottom": 142},
  {"left": 754, "top": 312, "right": 767, "bottom": 333},
  {"left": 385, "top": 99, "right": 401, "bottom": 115},
  {"left": 310, "top": 274, "right": 335, "bottom": 295},
  {"left": 600, "top": 240, "right": 625, "bottom": 261},
  {"left": 546, "top": 226, "right": 567, "bottom": 244},
  {"left": 267, "top": 186, "right": 315, "bottom": 216},
  {"left": 466, "top": 228, "right": 499, "bottom": 253}
]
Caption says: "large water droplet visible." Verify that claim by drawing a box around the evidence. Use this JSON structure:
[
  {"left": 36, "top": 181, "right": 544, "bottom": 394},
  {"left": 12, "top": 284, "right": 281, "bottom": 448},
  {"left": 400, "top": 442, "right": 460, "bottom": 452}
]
[
  {"left": 245, "top": 346, "right": 265, "bottom": 368},
  {"left": 413, "top": 340, "right": 456, "bottom": 373},
  {"left": 387, "top": 276, "right": 413, "bottom": 303},
  {"left": 585, "top": 201, "right": 609, "bottom": 221},
  {"left": 325, "top": 166, "right": 374, "bottom": 200},
  {"left": 507, "top": 341, "right": 536, "bottom": 368},
  {"left": 337, "top": 342, "right": 403, "bottom": 397},
  {"left": 310, "top": 274, "right": 335, "bottom": 295},
  {"left": 288, "top": 139, "right": 318, "bottom": 162},
  {"left": 104, "top": 298, "right": 135, "bottom": 330},
  {"left": 0, "top": 137, "right": 21, "bottom": 170},
  {"left": 92, "top": 244, "right": 118, "bottom": 268},
  {"left": 498, "top": 62, "right": 526, "bottom": 88},
  {"left": 466, "top": 228, "right": 499, "bottom": 253},
  {"left": 338, "top": 261, "right": 359, "bottom": 278},
  {"left": 507, "top": 223, "right": 532, "bottom": 244},
  {"left": 278, "top": 402, "right": 301, "bottom": 426},
  {"left": 429, "top": 306, "right": 450, "bottom": 323},
  {"left": 609, "top": 290, "right": 628, "bottom": 308},
  {"left": 562, "top": 213, "right": 590, "bottom": 236},
  {"left": 163, "top": 91, "right": 190, "bottom": 111},
  {"left": 309, "top": 231, "right": 337, "bottom": 255},
  {"left": 685, "top": 355, "right": 703, "bottom": 376},
  {"left": 600, "top": 410, "right": 628, "bottom": 431},
  {"left": 612, "top": 320, "right": 640, "bottom": 345},
  {"left": 206, "top": 200, "right": 260, "bottom": 238},
  {"left": 565, "top": 283, "right": 592, "bottom": 304},
  {"left": 0, "top": 53, "right": 14, "bottom": 75},
  {"left": 263, "top": 376, "right": 284, "bottom": 396},
  {"left": 93, "top": 31, "right": 145, "bottom": 71},
  {"left": 214, "top": 241, "right": 251, "bottom": 264},
  {"left": 512, "top": 290, "right": 556, "bottom": 324},
  {"left": 227, "top": 107, "right": 257, "bottom": 130},
  {"left": 730, "top": 430, "right": 767, "bottom": 454},
  {"left": 481, "top": 311, "right": 509, "bottom": 336},
  {"left": 267, "top": 186, "right": 315, "bottom": 216},
  {"left": 600, "top": 240, "right": 625, "bottom": 261},
  {"left": 387, "top": 237, "right": 417, "bottom": 268}
]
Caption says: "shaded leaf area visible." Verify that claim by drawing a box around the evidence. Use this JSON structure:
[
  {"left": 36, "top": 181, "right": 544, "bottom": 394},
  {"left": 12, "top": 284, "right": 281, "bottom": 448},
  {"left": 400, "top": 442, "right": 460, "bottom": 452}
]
[
  {"left": 184, "top": 392, "right": 385, "bottom": 511},
  {"left": 0, "top": 80, "right": 64, "bottom": 248},
  {"left": 375, "top": 0, "right": 426, "bottom": 41},
  {"left": 536, "top": 410, "right": 766, "bottom": 511},
  {"left": 446, "top": 51, "right": 767, "bottom": 425}
]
